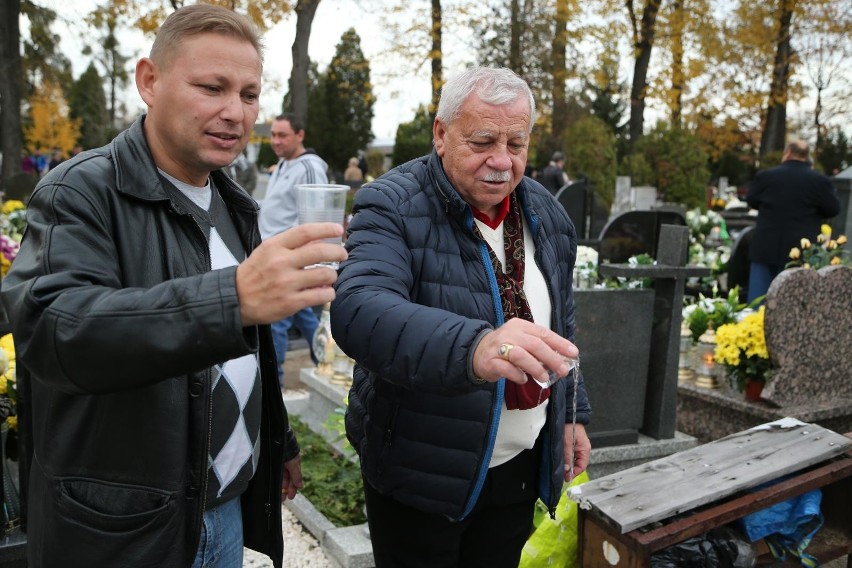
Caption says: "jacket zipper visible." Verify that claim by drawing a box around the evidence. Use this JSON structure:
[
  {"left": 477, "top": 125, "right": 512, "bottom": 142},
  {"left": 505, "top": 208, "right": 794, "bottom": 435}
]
[
  {"left": 174, "top": 205, "right": 215, "bottom": 525},
  {"left": 458, "top": 208, "right": 504, "bottom": 521}
]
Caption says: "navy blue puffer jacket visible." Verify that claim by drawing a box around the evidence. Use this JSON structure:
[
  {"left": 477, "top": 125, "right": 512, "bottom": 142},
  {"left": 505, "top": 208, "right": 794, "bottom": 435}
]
[{"left": 331, "top": 149, "right": 591, "bottom": 520}]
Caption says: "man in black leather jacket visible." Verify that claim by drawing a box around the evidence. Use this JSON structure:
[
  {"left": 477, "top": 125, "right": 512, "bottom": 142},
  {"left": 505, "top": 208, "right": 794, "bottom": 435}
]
[{"left": 0, "top": 5, "right": 346, "bottom": 567}]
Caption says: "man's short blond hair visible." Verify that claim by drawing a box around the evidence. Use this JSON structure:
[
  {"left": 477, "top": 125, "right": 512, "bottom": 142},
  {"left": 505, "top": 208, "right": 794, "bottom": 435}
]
[{"left": 150, "top": 4, "right": 263, "bottom": 70}]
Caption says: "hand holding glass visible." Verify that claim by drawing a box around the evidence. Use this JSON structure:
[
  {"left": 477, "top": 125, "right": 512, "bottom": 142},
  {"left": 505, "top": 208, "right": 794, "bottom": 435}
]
[
  {"left": 297, "top": 184, "right": 349, "bottom": 268},
  {"left": 536, "top": 355, "right": 580, "bottom": 388}
]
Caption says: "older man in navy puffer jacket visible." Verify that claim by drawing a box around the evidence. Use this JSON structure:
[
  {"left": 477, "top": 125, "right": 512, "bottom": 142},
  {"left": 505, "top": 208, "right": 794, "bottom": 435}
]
[{"left": 331, "top": 66, "right": 592, "bottom": 568}]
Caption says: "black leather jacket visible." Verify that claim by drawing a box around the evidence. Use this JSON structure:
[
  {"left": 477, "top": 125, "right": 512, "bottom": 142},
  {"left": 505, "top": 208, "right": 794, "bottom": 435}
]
[{"left": 1, "top": 117, "right": 296, "bottom": 567}]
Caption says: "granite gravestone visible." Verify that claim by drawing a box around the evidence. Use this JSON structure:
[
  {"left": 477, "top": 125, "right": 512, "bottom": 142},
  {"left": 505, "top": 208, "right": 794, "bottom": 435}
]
[
  {"left": 762, "top": 265, "right": 852, "bottom": 407},
  {"left": 631, "top": 186, "right": 657, "bottom": 211},
  {"left": 556, "top": 181, "right": 589, "bottom": 240},
  {"left": 598, "top": 225, "right": 710, "bottom": 439},
  {"left": 611, "top": 176, "right": 632, "bottom": 217},
  {"left": 598, "top": 210, "right": 687, "bottom": 264},
  {"left": 574, "top": 288, "right": 655, "bottom": 447}
]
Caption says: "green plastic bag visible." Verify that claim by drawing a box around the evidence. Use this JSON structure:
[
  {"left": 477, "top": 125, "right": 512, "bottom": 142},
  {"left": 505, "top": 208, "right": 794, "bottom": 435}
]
[{"left": 519, "top": 472, "right": 590, "bottom": 568}]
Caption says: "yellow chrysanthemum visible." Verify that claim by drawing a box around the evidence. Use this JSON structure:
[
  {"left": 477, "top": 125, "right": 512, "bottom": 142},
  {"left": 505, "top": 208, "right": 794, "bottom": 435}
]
[
  {"left": 788, "top": 248, "right": 800, "bottom": 259},
  {"left": 6, "top": 416, "right": 17, "bottom": 430},
  {"left": 821, "top": 224, "right": 832, "bottom": 237},
  {"left": 800, "top": 238, "right": 811, "bottom": 249},
  {"left": 714, "top": 308, "right": 768, "bottom": 371},
  {"left": 831, "top": 256, "right": 841, "bottom": 265},
  {"left": 0, "top": 200, "right": 25, "bottom": 215},
  {"left": 838, "top": 235, "right": 848, "bottom": 245},
  {"left": 0, "top": 334, "right": 15, "bottom": 358}
]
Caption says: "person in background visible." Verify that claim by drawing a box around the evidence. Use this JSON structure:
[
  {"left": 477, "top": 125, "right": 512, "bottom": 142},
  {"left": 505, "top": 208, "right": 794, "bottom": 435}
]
[
  {"left": 19, "top": 151, "right": 36, "bottom": 175},
  {"left": 357, "top": 150, "right": 369, "bottom": 178},
  {"left": 258, "top": 113, "right": 329, "bottom": 386},
  {"left": 229, "top": 148, "right": 258, "bottom": 195},
  {"left": 524, "top": 164, "right": 540, "bottom": 180},
  {"left": 331, "top": 66, "right": 591, "bottom": 568},
  {"left": 344, "top": 156, "right": 364, "bottom": 184},
  {"left": 746, "top": 140, "right": 841, "bottom": 303},
  {"left": 31, "top": 149, "right": 48, "bottom": 177},
  {"left": 1, "top": 5, "right": 346, "bottom": 567},
  {"left": 539, "top": 151, "right": 569, "bottom": 195},
  {"left": 47, "top": 148, "right": 64, "bottom": 171}
]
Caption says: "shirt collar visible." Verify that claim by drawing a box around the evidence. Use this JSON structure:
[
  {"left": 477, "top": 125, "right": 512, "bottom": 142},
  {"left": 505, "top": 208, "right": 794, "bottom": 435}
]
[{"left": 470, "top": 195, "right": 511, "bottom": 230}]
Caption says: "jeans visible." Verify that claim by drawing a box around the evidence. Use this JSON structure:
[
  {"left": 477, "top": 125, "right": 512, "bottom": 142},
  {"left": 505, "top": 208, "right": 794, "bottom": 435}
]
[
  {"left": 747, "top": 261, "right": 783, "bottom": 304},
  {"left": 192, "top": 497, "right": 243, "bottom": 568},
  {"left": 271, "top": 306, "right": 319, "bottom": 384}
]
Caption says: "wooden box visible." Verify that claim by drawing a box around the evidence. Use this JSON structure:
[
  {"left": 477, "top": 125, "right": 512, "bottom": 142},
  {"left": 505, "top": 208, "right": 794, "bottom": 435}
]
[{"left": 574, "top": 421, "right": 852, "bottom": 567}]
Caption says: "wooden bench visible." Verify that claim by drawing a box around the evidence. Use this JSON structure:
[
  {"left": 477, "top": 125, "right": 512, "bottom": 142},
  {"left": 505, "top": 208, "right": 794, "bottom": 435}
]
[{"left": 574, "top": 421, "right": 852, "bottom": 567}]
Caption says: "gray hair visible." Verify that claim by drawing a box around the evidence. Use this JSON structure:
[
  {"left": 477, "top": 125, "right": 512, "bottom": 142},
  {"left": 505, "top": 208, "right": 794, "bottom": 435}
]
[{"left": 435, "top": 67, "right": 536, "bottom": 132}]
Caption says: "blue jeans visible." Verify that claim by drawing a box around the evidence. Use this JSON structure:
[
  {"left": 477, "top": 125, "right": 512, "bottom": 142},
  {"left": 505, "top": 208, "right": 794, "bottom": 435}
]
[
  {"left": 747, "top": 262, "right": 783, "bottom": 304},
  {"left": 271, "top": 307, "right": 319, "bottom": 384},
  {"left": 192, "top": 497, "right": 243, "bottom": 568}
]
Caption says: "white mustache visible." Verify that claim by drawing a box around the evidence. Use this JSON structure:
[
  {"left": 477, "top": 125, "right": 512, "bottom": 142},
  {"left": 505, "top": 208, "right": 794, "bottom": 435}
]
[{"left": 483, "top": 170, "right": 511, "bottom": 182}]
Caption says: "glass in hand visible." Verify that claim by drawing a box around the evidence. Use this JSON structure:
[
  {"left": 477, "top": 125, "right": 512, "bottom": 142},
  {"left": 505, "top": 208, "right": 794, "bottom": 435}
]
[{"left": 536, "top": 355, "right": 580, "bottom": 389}]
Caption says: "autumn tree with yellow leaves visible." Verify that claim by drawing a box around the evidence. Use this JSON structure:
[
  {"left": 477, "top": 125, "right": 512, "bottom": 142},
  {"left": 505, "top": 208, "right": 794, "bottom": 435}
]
[{"left": 24, "top": 81, "right": 81, "bottom": 157}]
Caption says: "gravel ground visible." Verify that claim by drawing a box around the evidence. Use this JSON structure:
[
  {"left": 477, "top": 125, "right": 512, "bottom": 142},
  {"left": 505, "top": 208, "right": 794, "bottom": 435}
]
[{"left": 243, "top": 505, "right": 334, "bottom": 568}]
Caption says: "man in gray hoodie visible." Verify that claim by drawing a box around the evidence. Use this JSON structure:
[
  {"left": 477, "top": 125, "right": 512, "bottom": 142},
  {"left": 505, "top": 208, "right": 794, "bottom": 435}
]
[{"left": 259, "top": 113, "right": 330, "bottom": 385}]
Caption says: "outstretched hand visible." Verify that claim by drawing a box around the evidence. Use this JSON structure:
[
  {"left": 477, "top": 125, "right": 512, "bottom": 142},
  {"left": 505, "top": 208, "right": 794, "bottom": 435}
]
[
  {"left": 472, "top": 318, "right": 579, "bottom": 385},
  {"left": 564, "top": 423, "right": 590, "bottom": 481},
  {"left": 236, "top": 223, "right": 348, "bottom": 326}
]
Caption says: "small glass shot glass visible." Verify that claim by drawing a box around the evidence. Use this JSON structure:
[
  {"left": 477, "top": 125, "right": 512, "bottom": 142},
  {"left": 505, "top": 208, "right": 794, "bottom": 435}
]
[{"left": 535, "top": 355, "right": 580, "bottom": 388}]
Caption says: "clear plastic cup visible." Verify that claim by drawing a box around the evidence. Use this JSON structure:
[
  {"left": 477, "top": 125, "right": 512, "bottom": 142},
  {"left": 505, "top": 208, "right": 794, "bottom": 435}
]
[{"left": 296, "top": 184, "right": 349, "bottom": 245}]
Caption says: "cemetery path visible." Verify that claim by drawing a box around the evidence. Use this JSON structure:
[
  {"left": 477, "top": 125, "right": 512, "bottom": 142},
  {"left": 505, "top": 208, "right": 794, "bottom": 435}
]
[{"left": 242, "top": 505, "right": 333, "bottom": 567}]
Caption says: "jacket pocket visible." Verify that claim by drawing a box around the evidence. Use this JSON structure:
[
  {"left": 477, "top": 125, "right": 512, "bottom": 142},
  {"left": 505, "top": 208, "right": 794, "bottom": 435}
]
[{"left": 56, "top": 477, "right": 175, "bottom": 534}]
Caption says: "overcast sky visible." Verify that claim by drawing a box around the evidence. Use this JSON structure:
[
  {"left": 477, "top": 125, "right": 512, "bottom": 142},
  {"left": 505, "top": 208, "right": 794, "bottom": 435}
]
[{"left": 42, "top": 0, "right": 444, "bottom": 142}]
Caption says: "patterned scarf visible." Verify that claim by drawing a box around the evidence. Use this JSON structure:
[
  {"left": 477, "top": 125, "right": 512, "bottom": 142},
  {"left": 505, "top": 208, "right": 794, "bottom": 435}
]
[{"left": 472, "top": 193, "right": 550, "bottom": 410}]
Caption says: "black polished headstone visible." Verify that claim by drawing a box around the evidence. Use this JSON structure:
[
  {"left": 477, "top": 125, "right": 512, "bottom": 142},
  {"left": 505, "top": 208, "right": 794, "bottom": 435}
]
[
  {"left": 599, "top": 225, "right": 709, "bottom": 440},
  {"left": 575, "top": 288, "right": 655, "bottom": 447},
  {"left": 597, "top": 210, "right": 687, "bottom": 263},
  {"left": 556, "top": 181, "right": 588, "bottom": 239}
]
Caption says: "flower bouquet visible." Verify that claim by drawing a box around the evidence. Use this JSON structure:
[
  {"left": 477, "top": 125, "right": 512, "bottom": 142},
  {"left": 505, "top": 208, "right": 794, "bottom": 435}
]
[
  {"left": 572, "top": 248, "right": 654, "bottom": 290},
  {"left": 0, "top": 200, "right": 26, "bottom": 277},
  {"left": 0, "top": 334, "right": 17, "bottom": 434},
  {"left": 681, "top": 287, "right": 745, "bottom": 343},
  {"left": 786, "top": 224, "right": 848, "bottom": 269},
  {"left": 714, "top": 306, "right": 772, "bottom": 398}
]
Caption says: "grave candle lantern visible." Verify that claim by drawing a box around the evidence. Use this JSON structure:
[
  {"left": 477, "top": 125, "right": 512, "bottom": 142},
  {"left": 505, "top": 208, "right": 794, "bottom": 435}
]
[{"left": 694, "top": 328, "right": 720, "bottom": 389}]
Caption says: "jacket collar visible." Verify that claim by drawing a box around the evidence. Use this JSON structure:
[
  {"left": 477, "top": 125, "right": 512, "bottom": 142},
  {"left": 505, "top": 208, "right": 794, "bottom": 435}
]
[
  {"left": 111, "top": 115, "right": 258, "bottom": 213},
  {"left": 428, "top": 147, "right": 532, "bottom": 226}
]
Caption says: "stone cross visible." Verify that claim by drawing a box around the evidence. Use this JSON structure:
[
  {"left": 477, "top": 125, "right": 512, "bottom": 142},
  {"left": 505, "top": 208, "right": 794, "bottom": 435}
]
[{"left": 598, "top": 224, "right": 709, "bottom": 439}]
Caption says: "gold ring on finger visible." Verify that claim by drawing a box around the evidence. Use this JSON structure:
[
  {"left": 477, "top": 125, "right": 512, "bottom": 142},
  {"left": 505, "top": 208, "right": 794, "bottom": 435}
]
[{"left": 498, "top": 343, "right": 514, "bottom": 361}]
